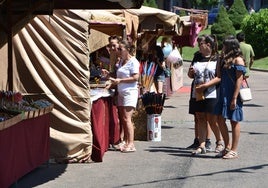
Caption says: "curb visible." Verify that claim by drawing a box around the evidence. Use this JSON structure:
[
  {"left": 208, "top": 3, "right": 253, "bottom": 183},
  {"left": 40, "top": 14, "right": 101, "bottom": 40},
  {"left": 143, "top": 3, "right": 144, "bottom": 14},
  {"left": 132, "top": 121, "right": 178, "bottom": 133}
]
[{"left": 251, "top": 68, "right": 268, "bottom": 72}]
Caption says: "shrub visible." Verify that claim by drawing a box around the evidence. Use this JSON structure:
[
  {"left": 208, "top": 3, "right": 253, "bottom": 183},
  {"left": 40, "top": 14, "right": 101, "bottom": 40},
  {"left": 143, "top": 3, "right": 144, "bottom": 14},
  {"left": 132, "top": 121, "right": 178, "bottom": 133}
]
[
  {"left": 241, "top": 9, "right": 268, "bottom": 59},
  {"left": 211, "top": 5, "right": 236, "bottom": 49},
  {"left": 178, "top": 10, "right": 187, "bottom": 17},
  {"left": 143, "top": 0, "right": 158, "bottom": 8},
  {"left": 228, "top": 0, "right": 248, "bottom": 30}
]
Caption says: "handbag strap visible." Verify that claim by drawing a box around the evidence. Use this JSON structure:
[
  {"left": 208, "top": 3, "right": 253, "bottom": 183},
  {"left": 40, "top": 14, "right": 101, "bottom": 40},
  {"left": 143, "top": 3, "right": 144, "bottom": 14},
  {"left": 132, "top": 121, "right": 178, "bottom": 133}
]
[
  {"left": 226, "top": 70, "right": 249, "bottom": 88},
  {"left": 203, "top": 60, "right": 210, "bottom": 83}
]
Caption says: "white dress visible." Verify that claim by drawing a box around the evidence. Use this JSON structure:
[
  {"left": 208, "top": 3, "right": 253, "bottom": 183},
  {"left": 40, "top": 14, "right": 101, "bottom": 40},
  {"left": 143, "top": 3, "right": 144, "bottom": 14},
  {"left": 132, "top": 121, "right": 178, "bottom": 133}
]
[{"left": 116, "top": 56, "right": 140, "bottom": 108}]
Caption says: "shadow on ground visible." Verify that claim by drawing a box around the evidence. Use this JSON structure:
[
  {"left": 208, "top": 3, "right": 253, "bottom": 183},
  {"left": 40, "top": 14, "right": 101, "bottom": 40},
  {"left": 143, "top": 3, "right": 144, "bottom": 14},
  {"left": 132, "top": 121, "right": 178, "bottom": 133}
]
[{"left": 12, "top": 163, "right": 67, "bottom": 188}]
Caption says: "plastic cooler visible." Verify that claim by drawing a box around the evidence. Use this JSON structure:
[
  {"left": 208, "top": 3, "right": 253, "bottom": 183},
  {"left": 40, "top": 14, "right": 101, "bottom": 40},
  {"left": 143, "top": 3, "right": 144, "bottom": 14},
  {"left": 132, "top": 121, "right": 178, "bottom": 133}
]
[{"left": 147, "top": 114, "right": 161, "bottom": 141}]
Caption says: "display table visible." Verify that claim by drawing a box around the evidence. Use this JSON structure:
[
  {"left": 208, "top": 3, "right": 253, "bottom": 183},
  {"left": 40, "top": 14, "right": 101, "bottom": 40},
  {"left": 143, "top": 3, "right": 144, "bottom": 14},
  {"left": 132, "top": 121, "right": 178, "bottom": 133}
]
[
  {"left": 91, "top": 96, "right": 120, "bottom": 162},
  {"left": 0, "top": 114, "right": 50, "bottom": 188}
]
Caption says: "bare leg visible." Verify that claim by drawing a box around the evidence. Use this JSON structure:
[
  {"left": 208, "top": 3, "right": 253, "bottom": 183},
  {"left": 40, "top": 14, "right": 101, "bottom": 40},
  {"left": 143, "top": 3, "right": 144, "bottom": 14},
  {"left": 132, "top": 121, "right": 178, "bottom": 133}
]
[
  {"left": 118, "top": 106, "right": 125, "bottom": 143},
  {"left": 121, "top": 106, "right": 135, "bottom": 147},
  {"left": 194, "top": 114, "right": 199, "bottom": 139},
  {"left": 218, "top": 115, "right": 231, "bottom": 150},
  {"left": 230, "top": 120, "right": 240, "bottom": 152},
  {"left": 206, "top": 121, "right": 212, "bottom": 140},
  {"left": 207, "top": 114, "right": 222, "bottom": 142},
  {"left": 195, "top": 112, "right": 207, "bottom": 149},
  {"left": 154, "top": 80, "right": 164, "bottom": 94}
]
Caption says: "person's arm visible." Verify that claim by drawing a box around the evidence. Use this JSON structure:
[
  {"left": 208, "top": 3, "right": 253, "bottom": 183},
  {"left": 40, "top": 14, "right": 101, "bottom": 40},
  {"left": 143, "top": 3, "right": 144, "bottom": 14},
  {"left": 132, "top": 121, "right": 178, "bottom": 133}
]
[
  {"left": 230, "top": 57, "right": 244, "bottom": 110},
  {"left": 112, "top": 73, "right": 139, "bottom": 84},
  {"left": 195, "top": 59, "right": 221, "bottom": 92},
  {"left": 188, "top": 65, "right": 195, "bottom": 79},
  {"left": 249, "top": 46, "right": 255, "bottom": 69},
  {"left": 188, "top": 52, "right": 199, "bottom": 79}
]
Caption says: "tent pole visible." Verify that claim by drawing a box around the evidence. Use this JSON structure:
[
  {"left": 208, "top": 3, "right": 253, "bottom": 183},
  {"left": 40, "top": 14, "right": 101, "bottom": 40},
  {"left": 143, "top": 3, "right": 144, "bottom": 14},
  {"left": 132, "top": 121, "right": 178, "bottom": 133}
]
[{"left": 7, "top": 0, "right": 13, "bottom": 91}]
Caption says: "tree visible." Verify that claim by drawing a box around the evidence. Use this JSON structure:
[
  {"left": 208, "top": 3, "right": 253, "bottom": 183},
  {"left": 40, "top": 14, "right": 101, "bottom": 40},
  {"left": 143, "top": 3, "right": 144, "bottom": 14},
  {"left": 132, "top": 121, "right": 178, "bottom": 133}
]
[
  {"left": 224, "top": 0, "right": 233, "bottom": 8},
  {"left": 143, "top": 0, "right": 148, "bottom": 6},
  {"left": 228, "top": 0, "right": 248, "bottom": 29},
  {"left": 211, "top": 5, "right": 236, "bottom": 49},
  {"left": 190, "top": 0, "right": 219, "bottom": 9},
  {"left": 241, "top": 9, "right": 268, "bottom": 59},
  {"left": 143, "top": 0, "right": 158, "bottom": 8}
]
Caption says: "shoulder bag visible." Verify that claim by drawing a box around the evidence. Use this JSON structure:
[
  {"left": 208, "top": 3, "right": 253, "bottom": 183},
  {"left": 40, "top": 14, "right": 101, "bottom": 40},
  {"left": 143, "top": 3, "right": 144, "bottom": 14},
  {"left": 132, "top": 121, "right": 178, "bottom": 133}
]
[{"left": 227, "top": 72, "right": 252, "bottom": 102}]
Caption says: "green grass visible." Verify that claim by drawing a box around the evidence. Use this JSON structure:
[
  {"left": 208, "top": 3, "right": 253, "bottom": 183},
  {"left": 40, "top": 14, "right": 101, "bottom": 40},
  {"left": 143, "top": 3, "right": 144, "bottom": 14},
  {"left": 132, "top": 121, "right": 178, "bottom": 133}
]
[
  {"left": 181, "top": 27, "right": 211, "bottom": 61},
  {"left": 181, "top": 26, "right": 268, "bottom": 71},
  {"left": 182, "top": 47, "right": 268, "bottom": 71},
  {"left": 252, "top": 57, "right": 268, "bottom": 70}
]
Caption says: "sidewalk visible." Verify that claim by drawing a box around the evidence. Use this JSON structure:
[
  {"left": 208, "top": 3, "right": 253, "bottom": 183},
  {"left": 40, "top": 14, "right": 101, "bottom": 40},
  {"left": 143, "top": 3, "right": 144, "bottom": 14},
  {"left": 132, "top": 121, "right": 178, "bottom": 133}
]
[{"left": 16, "top": 62, "right": 268, "bottom": 188}]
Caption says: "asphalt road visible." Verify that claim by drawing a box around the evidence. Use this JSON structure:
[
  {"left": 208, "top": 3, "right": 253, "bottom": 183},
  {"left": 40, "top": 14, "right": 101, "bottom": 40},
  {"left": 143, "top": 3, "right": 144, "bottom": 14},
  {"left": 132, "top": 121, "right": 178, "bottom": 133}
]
[{"left": 16, "top": 61, "right": 268, "bottom": 188}]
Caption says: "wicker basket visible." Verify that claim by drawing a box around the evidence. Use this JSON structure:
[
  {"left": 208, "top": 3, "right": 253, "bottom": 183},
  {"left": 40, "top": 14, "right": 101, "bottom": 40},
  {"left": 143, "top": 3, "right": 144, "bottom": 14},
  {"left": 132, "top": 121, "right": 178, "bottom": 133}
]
[{"left": 133, "top": 99, "right": 147, "bottom": 141}]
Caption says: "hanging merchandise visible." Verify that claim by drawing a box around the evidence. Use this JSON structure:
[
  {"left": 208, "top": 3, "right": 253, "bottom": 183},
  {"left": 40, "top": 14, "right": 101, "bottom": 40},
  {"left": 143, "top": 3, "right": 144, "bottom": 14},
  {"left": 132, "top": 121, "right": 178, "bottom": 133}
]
[{"left": 140, "top": 61, "right": 158, "bottom": 92}]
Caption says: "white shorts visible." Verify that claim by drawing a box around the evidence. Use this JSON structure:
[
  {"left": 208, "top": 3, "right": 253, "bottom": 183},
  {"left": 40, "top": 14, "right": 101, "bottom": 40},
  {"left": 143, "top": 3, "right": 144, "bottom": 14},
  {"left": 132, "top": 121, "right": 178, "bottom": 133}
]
[{"left": 117, "top": 89, "right": 138, "bottom": 108}]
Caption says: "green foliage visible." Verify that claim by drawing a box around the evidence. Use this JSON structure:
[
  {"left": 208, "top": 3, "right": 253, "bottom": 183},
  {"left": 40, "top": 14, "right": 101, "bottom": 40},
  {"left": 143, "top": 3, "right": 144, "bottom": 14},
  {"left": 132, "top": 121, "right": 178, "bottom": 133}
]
[
  {"left": 228, "top": 0, "right": 248, "bottom": 29},
  {"left": 143, "top": 0, "right": 148, "bottom": 6},
  {"left": 179, "top": 10, "right": 187, "bottom": 17},
  {"left": 252, "top": 56, "right": 268, "bottom": 70},
  {"left": 190, "top": 0, "right": 218, "bottom": 9},
  {"left": 143, "top": 0, "right": 158, "bottom": 8},
  {"left": 211, "top": 5, "right": 236, "bottom": 49},
  {"left": 241, "top": 9, "right": 268, "bottom": 59}
]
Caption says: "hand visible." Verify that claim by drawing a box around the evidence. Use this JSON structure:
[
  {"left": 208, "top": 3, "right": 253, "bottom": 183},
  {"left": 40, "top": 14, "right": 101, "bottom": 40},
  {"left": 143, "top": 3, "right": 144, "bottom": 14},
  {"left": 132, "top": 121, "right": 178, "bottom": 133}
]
[
  {"left": 109, "top": 77, "right": 120, "bottom": 85},
  {"left": 101, "top": 69, "right": 110, "bottom": 78},
  {"left": 188, "top": 66, "right": 195, "bottom": 78},
  {"left": 195, "top": 84, "right": 206, "bottom": 93},
  {"left": 230, "top": 98, "right": 236, "bottom": 110}
]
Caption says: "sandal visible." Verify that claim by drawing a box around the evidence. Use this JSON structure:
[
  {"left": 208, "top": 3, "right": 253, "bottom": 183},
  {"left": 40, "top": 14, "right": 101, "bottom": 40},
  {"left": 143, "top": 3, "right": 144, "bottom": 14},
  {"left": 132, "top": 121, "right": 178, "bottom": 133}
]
[
  {"left": 191, "top": 147, "right": 206, "bottom": 155},
  {"left": 215, "top": 141, "right": 224, "bottom": 153},
  {"left": 223, "top": 150, "right": 238, "bottom": 159},
  {"left": 121, "top": 145, "right": 136, "bottom": 153},
  {"left": 215, "top": 148, "right": 230, "bottom": 158},
  {"left": 113, "top": 141, "right": 126, "bottom": 151}
]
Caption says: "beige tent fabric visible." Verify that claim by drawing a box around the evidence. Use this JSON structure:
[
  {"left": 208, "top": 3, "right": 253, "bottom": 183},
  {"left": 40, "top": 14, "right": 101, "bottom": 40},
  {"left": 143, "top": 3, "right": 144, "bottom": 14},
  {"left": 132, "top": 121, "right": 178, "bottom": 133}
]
[
  {"left": 0, "top": 44, "right": 8, "bottom": 89},
  {"left": 123, "top": 10, "right": 139, "bottom": 39},
  {"left": 108, "top": 6, "right": 179, "bottom": 36},
  {"left": 11, "top": 9, "right": 92, "bottom": 162},
  {"left": 126, "top": 6, "right": 179, "bottom": 27},
  {"left": 87, "top": 10, "right": 125, "bottom": 52},
  {"left": 10, "top": 9, "right": 126, "bottom": 162}
]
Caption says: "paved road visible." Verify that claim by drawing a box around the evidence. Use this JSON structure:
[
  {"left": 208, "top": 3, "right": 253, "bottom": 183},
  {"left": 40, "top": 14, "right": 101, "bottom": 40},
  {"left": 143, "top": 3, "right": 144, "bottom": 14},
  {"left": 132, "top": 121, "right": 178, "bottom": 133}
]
[{"left": 16, "top": 62, "right": 268, "bottom": 188}]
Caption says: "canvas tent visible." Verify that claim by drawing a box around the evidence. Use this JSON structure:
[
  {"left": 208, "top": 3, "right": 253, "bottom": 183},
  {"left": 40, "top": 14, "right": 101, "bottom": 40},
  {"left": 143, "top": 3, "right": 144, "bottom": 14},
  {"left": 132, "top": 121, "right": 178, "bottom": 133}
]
[
  {"left": 0, "top": 6, "right": 182, "bottom": 163},
  {"left": 88, "top": 10, "right": 126, "bottom": 53},
  {"left": 107, "top": 6, "right": 180, "bottom": 40},
  {"left": 0, "top": 9, "right": 125, "bottom": 162}
]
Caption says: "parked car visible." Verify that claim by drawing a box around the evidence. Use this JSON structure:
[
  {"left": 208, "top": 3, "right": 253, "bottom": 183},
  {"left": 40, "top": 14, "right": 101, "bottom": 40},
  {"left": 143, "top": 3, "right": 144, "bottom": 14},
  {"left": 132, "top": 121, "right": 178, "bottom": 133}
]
[{"left": 208, "top": 8, "right": 219, "bottom": 25}]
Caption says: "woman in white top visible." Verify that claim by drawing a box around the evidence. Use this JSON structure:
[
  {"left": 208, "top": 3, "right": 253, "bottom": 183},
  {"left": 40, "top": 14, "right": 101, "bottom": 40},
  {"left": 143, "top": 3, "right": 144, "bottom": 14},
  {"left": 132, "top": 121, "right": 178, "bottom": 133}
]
[
  {"left": 110, "top": 39, "right": 140, "bottom": 152},
  {"left": 188, "top": 35, "right": 223, "bottom": 155}
]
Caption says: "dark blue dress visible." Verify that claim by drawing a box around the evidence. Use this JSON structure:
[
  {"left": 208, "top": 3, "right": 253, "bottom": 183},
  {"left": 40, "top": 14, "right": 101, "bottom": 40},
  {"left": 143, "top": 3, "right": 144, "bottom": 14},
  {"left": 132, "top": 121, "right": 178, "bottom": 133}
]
[{"left": 215, "top": 64, "right": 246, "bottom": 122}]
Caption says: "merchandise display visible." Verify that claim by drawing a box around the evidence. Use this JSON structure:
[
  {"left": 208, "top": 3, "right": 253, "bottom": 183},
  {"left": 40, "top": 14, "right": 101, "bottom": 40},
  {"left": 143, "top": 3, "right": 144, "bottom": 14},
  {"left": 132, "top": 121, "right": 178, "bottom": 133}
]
[{"left": 0, "top": 90, "right": 53, "bottom": 129}]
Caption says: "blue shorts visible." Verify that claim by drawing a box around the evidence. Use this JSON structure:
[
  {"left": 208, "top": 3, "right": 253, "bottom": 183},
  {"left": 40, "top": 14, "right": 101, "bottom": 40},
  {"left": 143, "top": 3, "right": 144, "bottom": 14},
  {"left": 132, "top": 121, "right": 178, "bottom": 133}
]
[{"left": 155, "top": 74, "right": 165, "bottom": 82}]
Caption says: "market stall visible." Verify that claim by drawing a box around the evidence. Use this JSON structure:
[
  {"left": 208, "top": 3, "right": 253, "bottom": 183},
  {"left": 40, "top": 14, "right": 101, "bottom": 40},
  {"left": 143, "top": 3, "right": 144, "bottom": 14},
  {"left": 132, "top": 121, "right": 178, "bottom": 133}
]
[
  {"left": 0, "top": 114, "right": 51, "bottom": 188},
  {"left": 0, "top": 9, "right": 128, "bottom": 163},
  {"left": 0, "top": 91, "right": 53, "bottom": 188},
  {"left": 0, "top": 5, "right": 199, "bottom": 165},
  {"left": 107, "top": 6, "right": 182, "bottom": 96}
]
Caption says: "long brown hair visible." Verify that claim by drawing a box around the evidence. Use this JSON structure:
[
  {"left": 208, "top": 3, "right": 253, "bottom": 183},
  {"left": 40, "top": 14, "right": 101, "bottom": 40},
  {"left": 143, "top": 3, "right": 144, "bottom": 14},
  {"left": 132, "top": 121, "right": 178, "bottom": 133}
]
[{"left": 221, "top": 35, "right": 243, "bottom": 68}]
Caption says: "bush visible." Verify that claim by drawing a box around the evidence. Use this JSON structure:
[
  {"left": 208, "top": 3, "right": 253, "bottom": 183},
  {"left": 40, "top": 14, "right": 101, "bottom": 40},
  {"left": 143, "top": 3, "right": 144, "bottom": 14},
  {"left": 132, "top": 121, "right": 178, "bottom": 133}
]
[
  {"left": 241, "top": 9, "right": 268, "bottom": 59},
  {"left": 211, "top": 5, "right": 236, "bottom": 49},
  {"left": 228, "top": 0, "right": 248, "bottom": 30},
  {"left": 178, "top": 10, "right": 187, "bottom": 17},
  {"left": 143, "top": 0, "right": 158, "bottom": 8}
]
